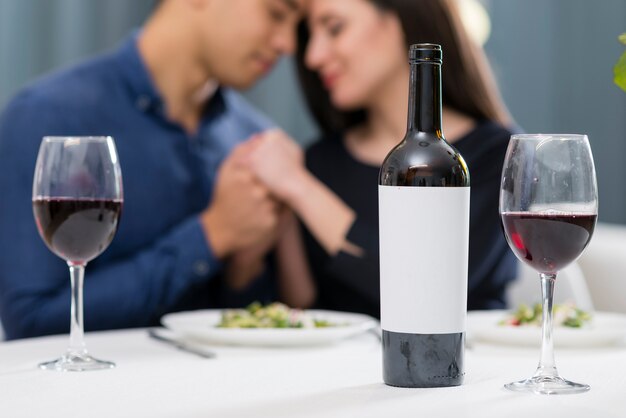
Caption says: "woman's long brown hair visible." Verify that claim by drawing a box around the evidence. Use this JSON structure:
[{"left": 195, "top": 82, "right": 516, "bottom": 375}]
[{"left": 296, "top": 0, "right": 512, "bottom": 136}]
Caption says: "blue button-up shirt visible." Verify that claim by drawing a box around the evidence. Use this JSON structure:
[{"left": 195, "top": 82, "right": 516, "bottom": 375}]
[{"left": 0, "top": 34, "right": 274, "bottom": 339}]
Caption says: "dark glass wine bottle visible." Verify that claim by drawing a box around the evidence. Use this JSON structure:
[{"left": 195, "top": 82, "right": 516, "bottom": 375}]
[{"left": 378, "top": 44, "right": 470, "bottom": 388}]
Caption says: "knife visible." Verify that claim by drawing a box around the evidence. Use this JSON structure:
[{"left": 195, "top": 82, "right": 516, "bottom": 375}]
[{"left": 148, "top": 328, "right": 216, "bottom": 359}]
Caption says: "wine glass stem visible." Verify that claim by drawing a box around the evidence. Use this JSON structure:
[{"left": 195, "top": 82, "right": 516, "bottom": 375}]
[
  {"left": 536, "top": 273, "right": 558, "bottom": 378},
  {"left": 68, "top": 262, "right": 87, "bottom": 356}
]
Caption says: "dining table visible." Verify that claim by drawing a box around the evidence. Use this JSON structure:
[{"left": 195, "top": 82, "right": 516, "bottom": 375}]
[{"left": 0, "top": 322, "right": 624, "bottom": 418}]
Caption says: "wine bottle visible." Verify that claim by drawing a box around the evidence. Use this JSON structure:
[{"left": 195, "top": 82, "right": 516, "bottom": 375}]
[{"left": 378, "top": 44, "right": 470, "bottom": 388}]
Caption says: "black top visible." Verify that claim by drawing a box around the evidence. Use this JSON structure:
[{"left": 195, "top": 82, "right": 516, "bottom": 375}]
[{"left": 303, "top": 120, "right": 518, "bottom": 319}]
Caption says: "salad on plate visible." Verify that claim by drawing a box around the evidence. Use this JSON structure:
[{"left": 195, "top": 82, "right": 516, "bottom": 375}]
[
  {"left": 498, "top": 302, "right": 592, "bottom": 328},
  {"left": 217, "top": 302, "right": 336, "bottom": 329}
]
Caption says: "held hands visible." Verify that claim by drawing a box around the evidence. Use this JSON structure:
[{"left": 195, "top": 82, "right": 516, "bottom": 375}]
[
  {"left": 201, "top": 142, "right": 280, "bottom": 259},
  {"left": 243, "top": 130, "right": 360, "bottom": 257},
  {"left": 216, "top": 130, "right": 306, "bottom": 289},
  {"left": 201, "top": 130, "right": 307, "bottom": 289}
]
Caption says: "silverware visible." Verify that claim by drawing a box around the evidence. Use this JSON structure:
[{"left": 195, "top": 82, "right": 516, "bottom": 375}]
[{"left": 148, "top": 328, "right": 216, "bottom": 359}]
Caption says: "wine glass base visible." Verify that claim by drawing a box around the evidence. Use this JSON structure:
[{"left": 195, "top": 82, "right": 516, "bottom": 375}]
[
  {"left": 39, "top": 353, "right": 115, "bottom": 372},
  {"left": 505, "top": 375, "right": 590, "bottom": 395}
]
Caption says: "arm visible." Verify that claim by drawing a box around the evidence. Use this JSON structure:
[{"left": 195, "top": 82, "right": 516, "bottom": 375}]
[
  {"left": 274, "top": 211, "right": 316, "bottom": 308},
  {"left": 0, "top": 194, "right": 219, "bottom": 339},
  {"left": 0, "top": 99, "right": 278, "bottom": 339},
  {"left": 221, "top": 204, "right": 286, "bottom": 292},
  {"left": 218, "top": 192, "right": 317, "bottom": 307}
]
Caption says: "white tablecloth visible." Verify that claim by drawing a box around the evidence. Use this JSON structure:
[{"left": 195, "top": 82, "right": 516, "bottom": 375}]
[{"left": 0, "top": 329, "right": 624, "bottom": 418}]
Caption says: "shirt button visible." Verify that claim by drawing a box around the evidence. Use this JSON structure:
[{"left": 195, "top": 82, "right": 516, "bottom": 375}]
[
  {"left": 136, "top": 95, "right": 151, "bottom": 111},
  {"left": 193, "top": 261, "right": 210, "bottom": 276}
]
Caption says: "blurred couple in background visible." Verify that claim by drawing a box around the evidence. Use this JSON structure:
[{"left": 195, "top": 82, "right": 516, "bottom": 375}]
[{"left": 0, "top": 0, "right": 516, "bottom": 339}]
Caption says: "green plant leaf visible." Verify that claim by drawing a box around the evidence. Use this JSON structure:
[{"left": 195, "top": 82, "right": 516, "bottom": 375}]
[
  {"left": 615, "top": 51, "right": 626, "bottom": 92},
  {"left": 619, "top": 33, "right": 626, "bottom": 45}
]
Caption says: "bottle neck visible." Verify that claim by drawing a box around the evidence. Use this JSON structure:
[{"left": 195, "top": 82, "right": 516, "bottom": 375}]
[{"left": 407, "top": 61, "right": 443, "bottom": 136}]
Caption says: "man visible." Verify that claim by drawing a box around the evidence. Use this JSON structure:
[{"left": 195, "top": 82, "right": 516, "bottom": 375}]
[{"left": 0, "top": 0, "right": 305, "bottom": 339}]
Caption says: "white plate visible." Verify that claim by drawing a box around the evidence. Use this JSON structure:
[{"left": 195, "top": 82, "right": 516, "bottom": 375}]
[
  {"left": 161, "top": 309, "right": 378, "bottom": 347},
  {"left": 467, "top": 310, "right": 626, "bottom": 348}
]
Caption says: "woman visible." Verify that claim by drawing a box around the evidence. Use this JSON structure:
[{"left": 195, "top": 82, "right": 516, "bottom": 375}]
[{"left": 243, "top": 0, "right": 518, "bottom": 318}]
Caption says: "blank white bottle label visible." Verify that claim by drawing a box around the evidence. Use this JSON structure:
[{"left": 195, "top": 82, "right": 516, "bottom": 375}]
[{"left": 378, "top": 186, "right": 470, "bottom": 334}]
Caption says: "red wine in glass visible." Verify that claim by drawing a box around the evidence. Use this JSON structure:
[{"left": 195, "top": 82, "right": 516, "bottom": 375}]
[
  {"left": 501, "top": 212, "right": 596, "bottom": 274},
  {"left": 33, "top": 198, "right": 122, "bottom": 264}
]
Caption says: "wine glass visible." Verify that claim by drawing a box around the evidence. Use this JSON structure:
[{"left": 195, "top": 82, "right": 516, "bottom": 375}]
[
  {"left": 32, "top": 136, "right": 123, "bottom": 371},
  {"left": 500, "top": 134, "right": 597, "bottom": 394}
]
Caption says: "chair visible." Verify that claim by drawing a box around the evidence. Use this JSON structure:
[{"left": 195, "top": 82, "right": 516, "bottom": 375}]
[
  {"left": 507, "top": 261, "right": 594, "bottom": 311},
  {"left": 577, "top": 222, "right": 626, "bottom": 313}
]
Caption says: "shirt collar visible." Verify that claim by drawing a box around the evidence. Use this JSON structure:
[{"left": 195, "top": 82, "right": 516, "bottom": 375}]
[{"left": 115, "top": 31, "right": 162, "bottom": 113}]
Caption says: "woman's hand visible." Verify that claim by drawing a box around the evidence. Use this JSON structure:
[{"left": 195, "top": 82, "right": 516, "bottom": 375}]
[{"left": 243, "top": 129, "right": 306, "bottom": 203}]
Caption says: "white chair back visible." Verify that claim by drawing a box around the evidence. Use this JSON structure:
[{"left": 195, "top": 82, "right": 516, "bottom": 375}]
[
  {"left": 507, "top": 261, "right": 594, "bottom": 311},
  {"left": 577, "top": 222, "right": 626, "bottom": 313}
]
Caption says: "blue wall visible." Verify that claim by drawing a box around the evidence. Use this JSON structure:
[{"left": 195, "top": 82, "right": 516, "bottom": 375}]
[
  {"left": 485, "top": 0, "right": 626, "bottom": 224},
  {"left": 1, "top": 0, "right": 624, "bottom": 223}
]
